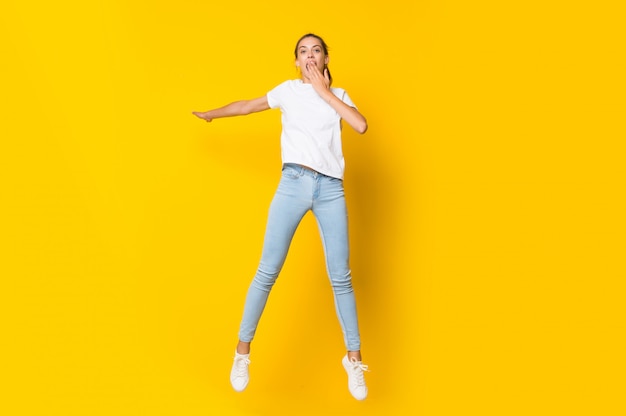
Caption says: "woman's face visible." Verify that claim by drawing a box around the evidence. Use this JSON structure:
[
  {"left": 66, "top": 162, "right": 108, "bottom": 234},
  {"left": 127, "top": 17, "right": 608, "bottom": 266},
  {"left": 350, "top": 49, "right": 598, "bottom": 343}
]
[{"left": 295, "top": 37, "right": 329, "bottom": 78}]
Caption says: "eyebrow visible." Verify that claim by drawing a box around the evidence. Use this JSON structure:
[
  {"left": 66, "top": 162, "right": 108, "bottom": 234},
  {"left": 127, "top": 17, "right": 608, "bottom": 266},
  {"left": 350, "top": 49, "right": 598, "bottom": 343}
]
[{"left": 299, "top": 44, "right": 322, "bottom": 49}]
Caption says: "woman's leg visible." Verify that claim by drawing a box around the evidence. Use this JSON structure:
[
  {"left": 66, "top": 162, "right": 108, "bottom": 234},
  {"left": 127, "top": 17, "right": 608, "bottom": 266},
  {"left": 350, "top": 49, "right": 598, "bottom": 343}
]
[
  {"left": 313, "top": 175, "right": 368, "bottom": 400},
  {"left": 312, "top": 176, "right": 362, "bottom": 353},
  {"left": 237, "top": 167, "right": 312, "bottom": 345}
]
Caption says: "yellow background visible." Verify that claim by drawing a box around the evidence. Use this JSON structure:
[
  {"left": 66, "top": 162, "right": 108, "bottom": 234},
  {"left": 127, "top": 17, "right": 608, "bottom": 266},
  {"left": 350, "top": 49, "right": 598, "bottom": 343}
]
[{"left": 1, "top": 1, "right": 624, "bottom": 415}]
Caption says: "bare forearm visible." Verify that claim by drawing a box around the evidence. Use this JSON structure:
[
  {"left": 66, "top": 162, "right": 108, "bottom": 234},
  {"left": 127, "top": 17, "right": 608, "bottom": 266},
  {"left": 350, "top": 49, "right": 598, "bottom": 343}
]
[
  {"left": 193, "top": 96, "right": 270, "bottom": 123},
  {"left": 324, "top": 93, "right": 368, "bottom": 134},
  {"left": 202, "top": 101, "right": 251, "bottom": 119}
]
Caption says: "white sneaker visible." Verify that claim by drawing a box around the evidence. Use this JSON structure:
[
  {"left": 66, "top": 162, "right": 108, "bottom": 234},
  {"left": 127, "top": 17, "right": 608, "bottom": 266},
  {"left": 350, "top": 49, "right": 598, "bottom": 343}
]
[
  {"left": 230, "top": 352, "right": 250, "bottom": 392},
  {"left": 342, "top": 355, "right": 369, "bottom": 400}
]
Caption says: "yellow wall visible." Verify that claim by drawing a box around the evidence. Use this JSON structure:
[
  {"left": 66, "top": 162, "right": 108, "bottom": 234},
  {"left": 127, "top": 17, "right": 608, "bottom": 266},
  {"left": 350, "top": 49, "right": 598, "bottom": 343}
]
[{"left": 1, "top": 1, "right": 624, "bottom": 415}]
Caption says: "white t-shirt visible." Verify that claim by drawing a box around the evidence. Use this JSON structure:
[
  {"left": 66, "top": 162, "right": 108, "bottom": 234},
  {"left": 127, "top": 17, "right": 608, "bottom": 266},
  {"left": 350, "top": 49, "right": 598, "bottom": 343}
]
[{"left": 266, "top": 79, "right": 357, "bottom": 179}]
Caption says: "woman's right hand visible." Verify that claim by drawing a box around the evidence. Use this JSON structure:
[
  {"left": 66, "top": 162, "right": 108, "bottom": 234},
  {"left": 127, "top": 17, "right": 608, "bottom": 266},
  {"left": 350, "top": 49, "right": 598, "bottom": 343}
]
[{"left": 192, "top": 111, "right": 212, "bottom": 122}]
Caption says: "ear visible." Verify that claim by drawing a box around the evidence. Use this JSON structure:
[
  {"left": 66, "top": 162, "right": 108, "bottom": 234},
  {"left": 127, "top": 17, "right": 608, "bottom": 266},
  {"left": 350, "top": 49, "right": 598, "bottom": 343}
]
[
  {"left": 295, "top": 59, "right": 300, "bottom": 67},
  {"left": 325, "top": 55, "right": 330, "bottom": 65}
]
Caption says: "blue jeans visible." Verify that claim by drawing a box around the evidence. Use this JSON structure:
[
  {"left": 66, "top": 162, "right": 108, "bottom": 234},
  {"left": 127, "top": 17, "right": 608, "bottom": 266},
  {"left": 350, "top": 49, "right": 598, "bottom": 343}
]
[{"left": 238, "top": 164, "right": 361, "bottom": 351}]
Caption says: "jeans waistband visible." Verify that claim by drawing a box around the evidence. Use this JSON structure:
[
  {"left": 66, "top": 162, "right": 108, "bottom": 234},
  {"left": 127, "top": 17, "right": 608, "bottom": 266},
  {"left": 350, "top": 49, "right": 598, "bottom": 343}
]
[{"left": 283, "top": 163, "right": 323, "bottom": 178}]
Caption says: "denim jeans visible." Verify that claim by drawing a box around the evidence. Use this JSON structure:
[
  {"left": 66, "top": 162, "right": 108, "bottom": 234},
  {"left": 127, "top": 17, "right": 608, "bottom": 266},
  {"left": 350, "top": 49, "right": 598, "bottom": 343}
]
[{"left": 238, "top": 163, "right": 361, "bottom": 351}]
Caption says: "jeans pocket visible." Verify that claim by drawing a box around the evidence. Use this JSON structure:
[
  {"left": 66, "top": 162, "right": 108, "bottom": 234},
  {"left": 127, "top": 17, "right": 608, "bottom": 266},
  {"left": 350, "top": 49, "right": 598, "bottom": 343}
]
[{"left": 282, "top": 165, "right": 301, "bottom": 179}]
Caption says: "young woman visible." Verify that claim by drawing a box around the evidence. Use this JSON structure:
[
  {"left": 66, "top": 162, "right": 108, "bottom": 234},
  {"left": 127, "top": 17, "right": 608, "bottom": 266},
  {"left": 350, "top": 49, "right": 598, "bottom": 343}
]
[{"left": 193, "top": 33, "right": 369, "bottom": 400}]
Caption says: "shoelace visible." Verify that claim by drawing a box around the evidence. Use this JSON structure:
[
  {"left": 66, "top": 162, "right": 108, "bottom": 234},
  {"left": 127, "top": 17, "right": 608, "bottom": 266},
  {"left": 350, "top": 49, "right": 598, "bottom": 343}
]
[
  {"left": 233, "top": 357, "right": 250, "bottom": 378},
  {"left": 348, "top": 359, "right": 369, "bottom": 386}
]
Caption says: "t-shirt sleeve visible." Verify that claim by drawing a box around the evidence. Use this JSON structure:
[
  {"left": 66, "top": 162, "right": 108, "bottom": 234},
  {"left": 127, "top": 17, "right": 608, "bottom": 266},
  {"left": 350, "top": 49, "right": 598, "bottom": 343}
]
[
  {"left": 333, "top": 88, "right": 357, "bottom": 109},
  {"left": 267, "top": 81, "right": 286, "bottom": 109}
]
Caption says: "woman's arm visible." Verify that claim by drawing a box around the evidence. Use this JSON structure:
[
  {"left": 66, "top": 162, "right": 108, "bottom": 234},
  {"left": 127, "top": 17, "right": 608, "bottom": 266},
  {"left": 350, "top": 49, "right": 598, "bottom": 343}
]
[
  {"left": 325, "top": 93, "right": 368, "bottom": 134},
  {"left": 192, "top": 96, "right": 270, "bottom": 122},
  {"left": 305, "top": 66, "right": 368, "bottom": 134}
]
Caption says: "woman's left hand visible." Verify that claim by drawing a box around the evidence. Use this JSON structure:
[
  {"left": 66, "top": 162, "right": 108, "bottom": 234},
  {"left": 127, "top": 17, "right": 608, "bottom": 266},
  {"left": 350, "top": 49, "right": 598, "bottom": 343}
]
[{"left": 304, "top": 63, "right": 330, "bottom": 95}]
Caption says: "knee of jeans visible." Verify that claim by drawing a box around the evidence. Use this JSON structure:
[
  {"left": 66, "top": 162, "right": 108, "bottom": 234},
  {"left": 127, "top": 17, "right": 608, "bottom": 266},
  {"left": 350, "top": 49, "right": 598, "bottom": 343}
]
[
  {"left": 329, "top": 270, "right": 353, "bottom": 294},
  {"left": 252, "top": 265, "right": 280, "bottom": 291}
]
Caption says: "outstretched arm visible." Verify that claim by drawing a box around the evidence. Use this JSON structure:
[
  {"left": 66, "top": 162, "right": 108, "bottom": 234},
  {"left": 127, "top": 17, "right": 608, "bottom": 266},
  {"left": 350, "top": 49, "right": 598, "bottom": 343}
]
[
  {"left": 304, "top": 64, "right": 368, "bottom": 134},
  {"left": 192, "top": 96, "right": 270, "bottom": 122}
]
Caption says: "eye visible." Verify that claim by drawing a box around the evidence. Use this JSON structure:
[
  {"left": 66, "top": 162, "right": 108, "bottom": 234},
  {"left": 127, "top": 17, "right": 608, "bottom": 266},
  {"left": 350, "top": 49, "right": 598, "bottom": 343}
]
[{"left": 300, "top": 49, "right": 307, "bottom": 54}]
